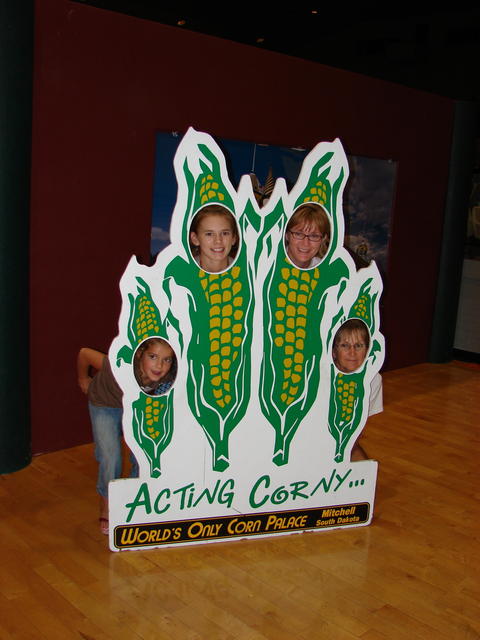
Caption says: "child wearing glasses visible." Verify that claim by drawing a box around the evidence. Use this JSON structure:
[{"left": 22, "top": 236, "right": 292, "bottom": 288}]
[
  {"left": 285, "top": 203, "right": 330, "bottom": 269},
  {"left": 332, "top": 319, "right": 383, "bottom": 460}
]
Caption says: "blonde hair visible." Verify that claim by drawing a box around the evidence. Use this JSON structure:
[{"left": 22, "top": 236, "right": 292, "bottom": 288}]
[{"left": 286, "top": 203, "right": 330, "bottom": 259}]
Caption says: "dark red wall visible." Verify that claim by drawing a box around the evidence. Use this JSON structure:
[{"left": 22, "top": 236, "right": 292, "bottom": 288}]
[{"left": 31, "top": 0, "right": 454, "bottom": 452}]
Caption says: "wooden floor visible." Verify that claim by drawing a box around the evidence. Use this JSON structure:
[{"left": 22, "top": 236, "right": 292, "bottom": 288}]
[{"left": 1, "top": 362, "right": 479, "bottom": 639}]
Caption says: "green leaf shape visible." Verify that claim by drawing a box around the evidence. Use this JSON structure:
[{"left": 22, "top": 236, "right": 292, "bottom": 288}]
[
  {"left": 193, "top": 144, "right": 235, "bottom": 213},
  {"left": 326, "top": 266, "right": 384, "bottom": 461},
  {"left": 348, "top": 278, "right": 379, "bottom": 332},
  {"left": 116, "top": 277, "right": 163, "bottom": 365},
  {"left": 328, "top": 367, "right": 366, "bottom": 462},
  {"left": 131, "top": 391, "right": 174, "bottom": 478},
  {"left": 260, "top": 257, "right": 347, "bottom": 466},
  {"left": 259, "top": 141, "right": 350, "bottom": 466},
  {"left": 180, "top": 253, "right": 254, "bottom": 471},
  {"left": 164, "top": 135, "right": 255, "bottom": 471}
]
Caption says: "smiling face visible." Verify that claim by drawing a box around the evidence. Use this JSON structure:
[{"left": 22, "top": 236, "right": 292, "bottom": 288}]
[
  {"left": 333, "top": 328, "right": 369, "bottom": 373},
  {"left": 139, "top": 341, "right": 174, "bottom": 385},
  {"left": 190, "top": 213, "right": 237, "bottom": 273},
  {"left": 286, "top": 222, "right": 325, "bottom": 269}
]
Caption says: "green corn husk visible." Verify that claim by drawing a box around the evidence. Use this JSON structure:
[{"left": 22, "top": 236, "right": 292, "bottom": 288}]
[{"left": 260, "top": 147, "right": 349, "bottom": 465}]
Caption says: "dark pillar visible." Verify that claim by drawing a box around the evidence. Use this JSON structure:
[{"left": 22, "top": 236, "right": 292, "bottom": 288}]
[
  {"left": 429, "top": 101, "right": 479, "bottom": 363},
  {"left": 0, "top": 1, "right": 33, "bottom": 472}
]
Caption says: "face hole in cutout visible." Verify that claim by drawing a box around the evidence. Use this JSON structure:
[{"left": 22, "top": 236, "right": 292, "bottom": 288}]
[
  {"left": 133, "top": 337, "right": 177, "bottom": 396},
  {"left": 332, "top": 319, "right": 370, "bottom": 374},
  {"left": 189, "top": 204, "right": 239, "bottom": 274},
  {"left": 284, "top": 203, "right": 330, "bottom": 270}
]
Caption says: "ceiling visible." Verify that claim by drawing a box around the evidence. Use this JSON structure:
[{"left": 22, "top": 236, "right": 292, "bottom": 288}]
[{"left": 75, "top": 2, "right": 480, "bottom": 106}]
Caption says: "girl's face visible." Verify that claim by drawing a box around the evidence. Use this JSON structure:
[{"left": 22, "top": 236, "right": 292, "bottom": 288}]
[
  {"left": 140, "top": 342, "right": 174, "bottom": 384},
  {"left": 333, "top": 330, "right": 368, "bottom": 373},
  {"left": 190, "top": 214, "right": 237, "bottom": 272},
  {"left": 286, "top": 222, "right": 325, "bottom": 269}
]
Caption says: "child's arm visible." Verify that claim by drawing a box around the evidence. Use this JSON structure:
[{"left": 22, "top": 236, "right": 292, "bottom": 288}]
[{"left": 77, "top": 347, "right": 106, "bottom": 394}]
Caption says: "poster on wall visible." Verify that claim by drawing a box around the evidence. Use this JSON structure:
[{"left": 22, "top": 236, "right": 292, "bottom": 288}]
[
  {"left": 151, "top": 132, "right": 396, "bottom": 277},
  {"left": 108, "top": 127, "right": 384, "bottom": 551}
]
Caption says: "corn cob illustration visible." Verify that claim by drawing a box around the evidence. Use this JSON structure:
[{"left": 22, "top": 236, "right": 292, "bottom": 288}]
[
  {"left": 163, "top": 137, "right": 254, "bottom": 471},
  {"left": 131, "top": 391, "right": 174, "bottom": 478},
  {"left": 328, "top": 274, "right": 383, "bottom": 462},
  {"left": 260, "top": 144, "right": 349, "bottom": 465},
  {"left": 115, "top": 277, "right": 174, "bottom": 477},
  {"left": 329, "top": 368, "right": 366, "bottom": 462},
  {"left": 116, "top": 277, "right": 162, "bottom": 366}
]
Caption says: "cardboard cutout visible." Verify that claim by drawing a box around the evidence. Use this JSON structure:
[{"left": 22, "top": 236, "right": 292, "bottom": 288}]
[{"left": 109, "top": 128, "right": 384, "bottom": 551}]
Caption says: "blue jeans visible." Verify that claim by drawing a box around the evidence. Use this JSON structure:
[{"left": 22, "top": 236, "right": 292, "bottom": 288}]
[{"left": 88, "top": 403, "right": 139, "bottom": 498}]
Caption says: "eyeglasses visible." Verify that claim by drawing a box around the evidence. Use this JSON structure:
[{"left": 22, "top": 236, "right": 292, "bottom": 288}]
[
  {"left": 337, "top": 343, "right": 367, "bottom": 352},
  {"left": 289, "top": 230, "right": 323, "bottom": 242}
]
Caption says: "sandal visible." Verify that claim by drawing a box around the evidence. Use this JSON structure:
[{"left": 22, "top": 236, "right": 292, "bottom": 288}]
[{"left": 99, "top": 517, "right": 109, "bottom": 535}]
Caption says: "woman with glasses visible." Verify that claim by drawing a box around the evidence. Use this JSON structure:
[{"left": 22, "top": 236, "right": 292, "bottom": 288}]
[
  {"left": 332, "top": 318, "right": 383, "bottom": 461},
  {"left": 285, "top": 203, "right": 330, "bottom": 269}
]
